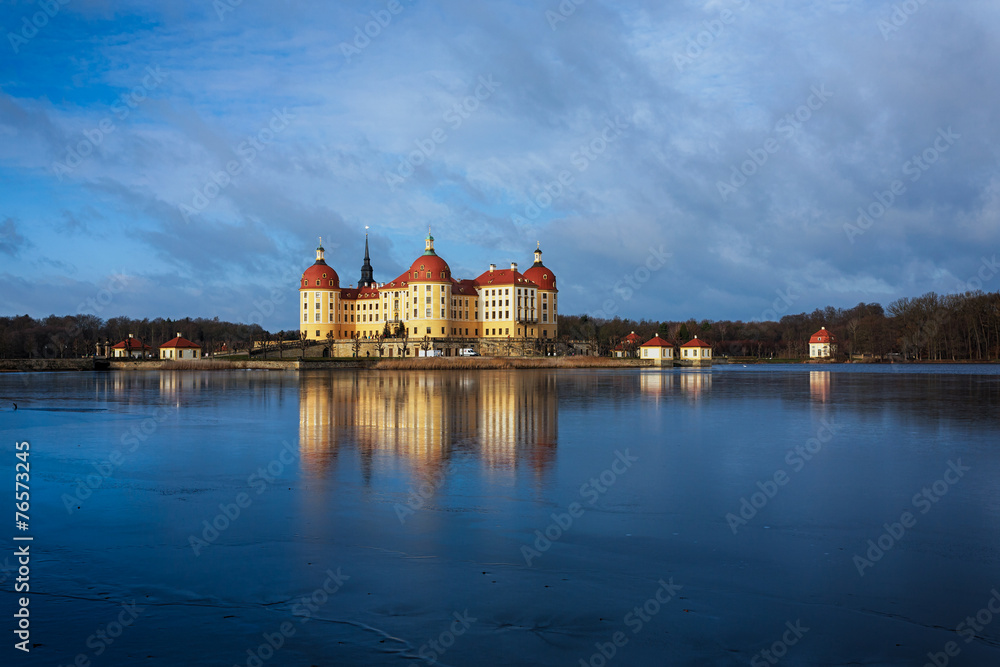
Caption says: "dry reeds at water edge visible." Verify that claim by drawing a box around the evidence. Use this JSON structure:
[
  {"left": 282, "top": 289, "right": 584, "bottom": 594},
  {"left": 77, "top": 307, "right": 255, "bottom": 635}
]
[{"left": 161, "top": 360, "right": 234, "bottom": 370}]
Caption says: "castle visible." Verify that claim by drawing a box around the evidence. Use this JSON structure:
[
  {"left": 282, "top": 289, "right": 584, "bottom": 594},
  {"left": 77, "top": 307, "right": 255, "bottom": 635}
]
[{"left": 299, "top": 232, "right": 558, "bottom": 350}]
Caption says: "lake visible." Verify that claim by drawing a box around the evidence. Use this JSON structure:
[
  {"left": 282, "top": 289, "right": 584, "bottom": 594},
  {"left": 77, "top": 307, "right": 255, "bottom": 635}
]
[{"left": 2, "top": 365, "right": 999, "bottom": 666}]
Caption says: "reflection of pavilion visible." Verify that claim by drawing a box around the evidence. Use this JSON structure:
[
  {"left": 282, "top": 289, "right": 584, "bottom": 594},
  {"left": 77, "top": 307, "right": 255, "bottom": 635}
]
[
  {"left": 639, "top": 370, "right": 672, "bottom": 398},
  {"left": 678, "top": 371, "right": 712, "bottom": 398},
  {"left": 297, "top": 371, "right": 558, "bottom": 479},
  {"left": 810, "top": 371, "right": 831, "bottom": 403}
]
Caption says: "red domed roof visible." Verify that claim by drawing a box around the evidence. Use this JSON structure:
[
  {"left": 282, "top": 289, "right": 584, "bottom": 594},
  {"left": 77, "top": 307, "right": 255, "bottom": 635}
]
[
  {"left": 406, "top": 253, "right": 451, "bottom": 281},
  {"left": 641, "top": 334, "right": 673, "bottom": 348},
  {"left": 809, "top": 327, "right": 837, "bottom": 344},
  {"left": 523, "top": 262, "right": 556, "bottom": 291},
  {"left": 681, "top": 335, "right": 712, "bottom": 348},
  {"left": 301, "top": 260, "right": 339, "bottom": 289}
]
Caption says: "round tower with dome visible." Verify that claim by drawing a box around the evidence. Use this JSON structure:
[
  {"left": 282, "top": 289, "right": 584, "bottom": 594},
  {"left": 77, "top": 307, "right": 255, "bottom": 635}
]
[
  {"left": 299, "top": 238, "right": 341, "bottom": 342},
  {"left": 521, "top": 243, "right": 559, "bottom": 340}
]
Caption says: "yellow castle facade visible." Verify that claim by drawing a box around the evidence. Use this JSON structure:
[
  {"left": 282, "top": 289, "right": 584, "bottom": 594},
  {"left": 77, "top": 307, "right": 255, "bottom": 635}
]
[{"left": 299, "top": 232, "right": 558, "bottom": 344}]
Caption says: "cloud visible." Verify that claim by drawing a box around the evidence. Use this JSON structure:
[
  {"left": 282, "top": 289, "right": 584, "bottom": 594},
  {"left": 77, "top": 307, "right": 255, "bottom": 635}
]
[
  {"left": 0, "top": 218, "right": 28, "bottom": 256},
  {"left": 0, "top": 0, "right": 999, "bottom": 325}
]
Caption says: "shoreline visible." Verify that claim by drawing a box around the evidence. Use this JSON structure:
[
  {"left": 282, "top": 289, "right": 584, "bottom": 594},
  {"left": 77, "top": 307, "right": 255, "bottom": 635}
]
[
  {"left": 0, "top": 357, "right": 653, "bottom": 373},
  {"left": 1, "top": 357, "right": 997, "bottom": 373}
]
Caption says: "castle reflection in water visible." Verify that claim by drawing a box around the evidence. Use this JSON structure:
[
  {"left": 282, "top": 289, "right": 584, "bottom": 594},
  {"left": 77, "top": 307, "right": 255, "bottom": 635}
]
[{"left": 297, "top": 371, "right": 560, "bottom": 480}]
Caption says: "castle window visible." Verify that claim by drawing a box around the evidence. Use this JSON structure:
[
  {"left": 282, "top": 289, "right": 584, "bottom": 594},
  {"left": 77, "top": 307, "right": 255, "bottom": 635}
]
[
  {"left": 303, "top": 303, "right": 307, "bottom": 310},
  {"left": 426, "top": 272, "right": 431, "bottom": 278},
  {"left": 323, "top": 273, "right": 327, "bottom": 278},
  {"left": 316, "top": 280, "right": 320, "bottom": 286},
  {"left": 315, "top": 330, "right": 320, "bottom": 337}
]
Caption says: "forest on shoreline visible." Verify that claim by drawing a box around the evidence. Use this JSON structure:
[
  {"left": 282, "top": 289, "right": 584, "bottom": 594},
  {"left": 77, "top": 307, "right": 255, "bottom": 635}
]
[{"left": 1, "top": 289, "right": 998, "bottom": 361}]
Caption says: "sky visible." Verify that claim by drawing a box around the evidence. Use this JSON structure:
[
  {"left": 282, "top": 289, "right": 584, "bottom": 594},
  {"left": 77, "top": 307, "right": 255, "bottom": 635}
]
[{"left": 1, "top": 0, "right": 999, "bottom": 331}]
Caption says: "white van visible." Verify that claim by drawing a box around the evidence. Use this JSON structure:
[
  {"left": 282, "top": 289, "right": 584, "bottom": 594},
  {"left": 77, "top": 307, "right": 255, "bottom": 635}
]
[{"left": 458, "top": 348, "right": 479, "bottom": 356}]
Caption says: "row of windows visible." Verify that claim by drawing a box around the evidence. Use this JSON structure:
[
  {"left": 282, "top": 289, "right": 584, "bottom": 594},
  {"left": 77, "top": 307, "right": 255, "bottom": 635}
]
[{"left": 302, "top": 308, "right": 553, "bottom": 324}]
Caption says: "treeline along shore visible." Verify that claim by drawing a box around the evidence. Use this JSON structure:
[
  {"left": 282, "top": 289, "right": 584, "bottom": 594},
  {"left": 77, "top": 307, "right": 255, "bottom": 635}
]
[{"left": 2, "top": 286, "right": 999, "bottom": 363}]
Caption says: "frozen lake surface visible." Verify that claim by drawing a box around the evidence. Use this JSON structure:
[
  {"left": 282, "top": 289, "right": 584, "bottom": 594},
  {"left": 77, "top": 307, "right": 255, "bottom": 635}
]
[{"left": 2, "top": 365, "right": 999, "bottom": 666}]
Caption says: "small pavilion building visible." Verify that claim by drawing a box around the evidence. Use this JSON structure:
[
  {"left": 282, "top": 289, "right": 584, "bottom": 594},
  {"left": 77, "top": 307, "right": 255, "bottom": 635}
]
[
  {"left": 159, "top": 333, "right": 202, "bottom": 360},
  {"left": 680, "top": 335, "right": 712, "bottom": 366},
  {"left": 640, "top": 334, "right": 674, "bottom": 367},
  {"left": 809, "top": 327, "right": 838, "bottom": 359},
  {"left": 111, "top": 334, "right": 152, "bottom": 359},
  {"left": 614, "top": 331, "right": 644, "bottom": 358}
]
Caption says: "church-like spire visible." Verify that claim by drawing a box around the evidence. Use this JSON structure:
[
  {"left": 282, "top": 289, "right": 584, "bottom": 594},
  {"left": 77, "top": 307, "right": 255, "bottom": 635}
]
[
  {"left": 423, "top": 226, "right": 436, "bottom": 255},
  {"left": 533, "top": 242, "right": 543, "bottom": 265},
  {"left": 359, "top": 227, "right": 374, "bottom": 286},
  {"left": 316, "top": 236, "right": 326, "bottom": 263}
]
